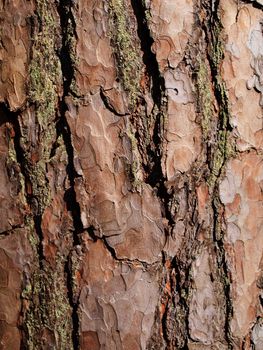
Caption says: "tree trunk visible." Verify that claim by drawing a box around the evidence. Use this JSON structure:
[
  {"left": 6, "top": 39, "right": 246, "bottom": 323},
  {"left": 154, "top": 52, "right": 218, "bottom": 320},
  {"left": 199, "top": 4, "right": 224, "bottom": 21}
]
[{"left": 1, "top": 0, "right": 263, "bottom": 349}]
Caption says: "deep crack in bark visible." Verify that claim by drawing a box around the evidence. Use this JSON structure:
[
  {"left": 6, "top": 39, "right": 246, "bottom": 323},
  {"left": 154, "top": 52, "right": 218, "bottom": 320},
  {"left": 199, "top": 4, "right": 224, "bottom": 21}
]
[
  {"left": 100, "top": 88, "right": 129, "bottom": 116},
  {"left": 130, "top": 0, "right": 175, "bottom": 228},
  {"left": 56, "top": 1, "right": 82, "bottom": 348},
  {"left": 0, "top": 102, "right": 46, "bottom": 265},
  {"left": 87, "top": 226, "right": 156, "bottom": 267},
  {"left": 129, "top": 2, "right": 195, "bottom": 347},
  {"left": 130, "top": 0, "right": 165, "bottom": 106},
  {"left": 202, "top": 1, "right": 234, "bottom": 346},
  {"left": 239, "top": 0, "right": 263, "bottom": 9}
]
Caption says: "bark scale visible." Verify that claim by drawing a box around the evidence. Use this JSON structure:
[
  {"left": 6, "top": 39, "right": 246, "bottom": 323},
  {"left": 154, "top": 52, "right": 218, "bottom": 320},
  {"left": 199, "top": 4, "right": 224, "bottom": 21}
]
[{"left": 0, "top": 0, "right": 263, "bottom": 349}]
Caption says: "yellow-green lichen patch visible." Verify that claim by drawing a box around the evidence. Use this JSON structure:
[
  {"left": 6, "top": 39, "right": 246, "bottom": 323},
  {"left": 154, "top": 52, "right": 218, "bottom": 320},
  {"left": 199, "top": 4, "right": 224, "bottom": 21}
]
[
  {"left": 21, "top": 2, "right": 76, "bottom": 348},
  {"left": 24, "top": 216, "right": 39, "bottom": 251},
  {"left": 25, "top": 0, "right": 62, "bottom": 214},
  {"left": 196, "top": 58, "right": 213, "bottom": 140},
  {"left": 70, "top": 251, "right": 81, "bottom": 299},
  {"left": 210, "top": 22, "right": 224, "bottom": 71},
  {"left": 207, "top": 129, "right": 235, "bottom": 189},
  {"left": 6, "top": 136, "right": 27, "bottom": 206},
  {"left": 126, "top": 124, "right": 143, "bottom": 191},
  {"left": 66, "top": 17, "right": 78, "bottom": 68},
  {"left": 24, "top": 259, "right": 73, "bottom": 350},
  {"left": 29, "top": 1, "right": 61, "bottom": 130},
  {"left": 28, "top": 161, "right": 52, "bottom": 213},
  {"left": 206, "top": 76, "right": 235, "bottom": 189},
  {"left": 63, "top": 14, "right": 79, "bottom": 97},
  {"left": 109, "top": 0, "right": 142, "bottom": 108},
  {"left": 204, "top": 16, "right": 234, "bottom": 190}
]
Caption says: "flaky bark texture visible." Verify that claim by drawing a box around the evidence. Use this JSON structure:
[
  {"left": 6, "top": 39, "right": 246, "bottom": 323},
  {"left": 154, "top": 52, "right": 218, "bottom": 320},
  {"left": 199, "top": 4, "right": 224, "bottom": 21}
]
[{"left": 1, "top": 0, "right": 263, "bottom": 349}]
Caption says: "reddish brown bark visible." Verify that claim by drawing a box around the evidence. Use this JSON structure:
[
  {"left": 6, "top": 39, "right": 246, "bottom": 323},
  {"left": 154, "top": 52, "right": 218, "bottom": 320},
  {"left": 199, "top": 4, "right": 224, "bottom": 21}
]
[{"left": 1, "top": 0, "right": 263, "bottom": 349}]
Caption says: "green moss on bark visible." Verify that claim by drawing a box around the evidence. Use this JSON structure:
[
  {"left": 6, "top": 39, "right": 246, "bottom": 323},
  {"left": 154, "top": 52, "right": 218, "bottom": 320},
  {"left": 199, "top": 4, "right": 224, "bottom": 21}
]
[
  {"left": 24, "top": 0, "right": 62, "bottom": 214},
  {"left": 22, "top": 3, "right": 74, "bottom": 348},
  {"left": 126, "top": 124, "right": 143, "bottom": 191},
  {"left": 109, "top": 0, "right": 142, "bottom": 108},
  {"left": 196, "top": 58, "right": 213, "bottom": 140},
  {"left": 6, "top": 137, "right": 27, "bottom": 206},
  {"left": 24, "top": 259, "right": 73, "bottom": 350},
  {"left": 205, "top": 16, "right": 234, "bottom": 189},
  {"left": 29, "top": 0, "right": 61, "bottom": 128}
]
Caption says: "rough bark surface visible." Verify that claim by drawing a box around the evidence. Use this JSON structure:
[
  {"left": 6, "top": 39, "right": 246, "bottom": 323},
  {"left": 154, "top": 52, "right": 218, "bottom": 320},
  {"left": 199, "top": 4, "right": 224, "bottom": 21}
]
[{"left": 0, "top": 0, "right": 263, "bottom": 349}]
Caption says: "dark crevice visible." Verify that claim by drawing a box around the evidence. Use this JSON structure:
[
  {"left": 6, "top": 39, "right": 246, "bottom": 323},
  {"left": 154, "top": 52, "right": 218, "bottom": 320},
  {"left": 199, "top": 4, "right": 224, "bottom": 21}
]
[
  {"left": 173, "top": 258, "right": 191, "bottom": 348},
  {"left": 158, "top": 256, "right": 192, "bottom": 349},
  {"left": 149, "top": 168, "right": 175, "bottom": 228},
  {"left": 102, "top": 237, "right": 119, "bottom": 260},
  {"left": 0, "top": 102, "right": 45, "bottom": 264},
  {"left": 0, "top": 225, "right": 24, "bottom": 236},
  {"left": 86, "top": 226, "right": 98, "bottom": 242},
  {"left": 65, "top": 253, "right": 80, "bottom": 348},
  {"left": 145, "top": 118, "right": 174, "bottom": 228},
  {"left": 56, "top": 0, "right": 83, "bottom": 240},
  {"left": 240, "top": 0, "right": 263, "bottom": 9},
  {"left": 87, "top": 226, "right": 152, "bottom": 267},
  {"left": 100, "top": 88, "right": 129, "bottom": 116},
  {"left": 216, "top": 240, "right": 233, "bottom": 345},
  {"left": 212, "top": 199, "right": 233, "bottom": 346},
  {"left": 130, "top": 0, "right": 165, "bottom": 107},
  {"left": 12, "top": 115, "right": 45, "bottom": 266},
  {"left": 201, "top": 2, "right": 234, "bottom": 347},
  {"left": 56, "top": 1, "right": 81, "bottom": 348},
  {"left": 130, "top": 0, "right": 174, "bottom": 230},
  {"left": 161, "top": 307, "right": 171, "bottom": 347},
  {"left": 33, "top": 216, "right": 45, "bottom": 267},
  {"left": 86, "top": 226, "right": 119, "bottom": 260},
  {"left": 57, "top": 0, "right": 76, "bottom": 95},
  {"left": 63, "top": 187, "right": 83, "bottom": 244},
  {"left": 129, "top": 3, "right": 193, "bottom": 345},
  {"left": 49, "top": 136, "right": 62, "bottom": 159},
  {"left": 87, "top": 227, "right": 120, "bottom": 260}
]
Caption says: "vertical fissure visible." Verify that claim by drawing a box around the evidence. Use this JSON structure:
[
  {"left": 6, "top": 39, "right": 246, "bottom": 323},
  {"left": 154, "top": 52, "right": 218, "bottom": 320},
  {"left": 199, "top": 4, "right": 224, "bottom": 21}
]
[
  {"left": 1, "top": 102, "right": 46, "bottom": 265},
  {"left": 56, "top": 1, "right": 82, "bottom": 348},
  {"left": 130, "top": 0, "right": 175, "bottom": 229},
  {"left": 148, "top": 0, "right": 235, "bottom": 346},
  {"left": 201, "top": 0, "right": 234, "bottom": 346},
  {"left": 239, "top": 0, "right": 263, "bottom": 9},
  {"left": 130, "top": 0, "right": 165, "bottom": 106},
  {"left": 130, "top": 3, "right": 198, "bottom": 348}
]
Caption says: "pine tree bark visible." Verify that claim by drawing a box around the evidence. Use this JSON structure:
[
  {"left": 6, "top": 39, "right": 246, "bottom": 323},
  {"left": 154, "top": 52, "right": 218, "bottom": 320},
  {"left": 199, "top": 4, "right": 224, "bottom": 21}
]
[{"left": 1, "top": 0, "right": 263, "bottom": 349}]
